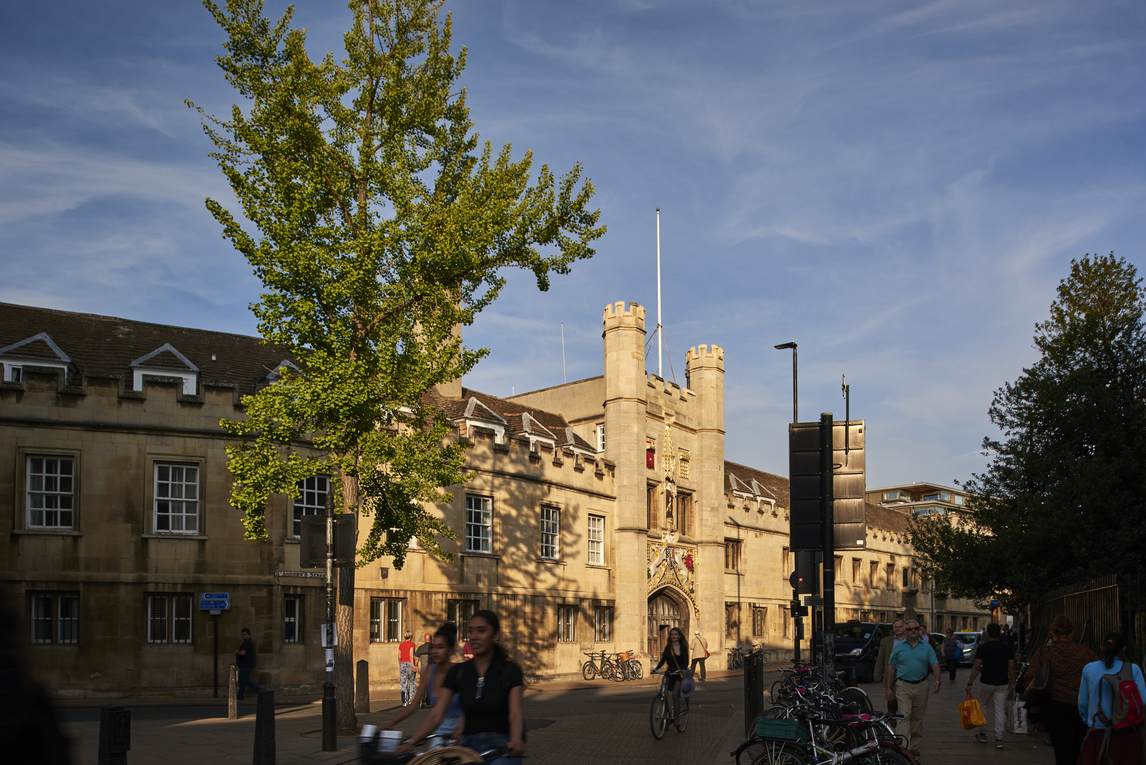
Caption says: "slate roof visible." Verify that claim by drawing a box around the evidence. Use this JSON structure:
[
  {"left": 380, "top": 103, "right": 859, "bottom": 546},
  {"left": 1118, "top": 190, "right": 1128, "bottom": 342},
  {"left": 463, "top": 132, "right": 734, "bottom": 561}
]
[
  {"left": 425, "top": 386, "right": 597, "bottom": 453},
  {"left": 865, "top": 502, "right": 911, "bottom": 535},
  {"left": 0, "top": 302, "right": 291, "bottom": 393},
  {"left": 725, "top": 460, "right": 789, "bottom": 506}
]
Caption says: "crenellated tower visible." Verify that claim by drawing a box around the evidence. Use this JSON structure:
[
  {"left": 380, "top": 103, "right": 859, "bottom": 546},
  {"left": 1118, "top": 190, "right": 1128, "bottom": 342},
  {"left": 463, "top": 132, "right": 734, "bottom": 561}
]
[{"left": 686, "top": 344, "right": 726, "bottom": 640}]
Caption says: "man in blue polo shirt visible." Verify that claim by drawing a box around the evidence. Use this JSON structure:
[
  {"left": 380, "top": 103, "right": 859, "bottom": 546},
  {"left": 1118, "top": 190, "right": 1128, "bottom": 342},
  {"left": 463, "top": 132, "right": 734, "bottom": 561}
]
[{"left": 885, "top": 618, "right": 941, "bottom": 756}]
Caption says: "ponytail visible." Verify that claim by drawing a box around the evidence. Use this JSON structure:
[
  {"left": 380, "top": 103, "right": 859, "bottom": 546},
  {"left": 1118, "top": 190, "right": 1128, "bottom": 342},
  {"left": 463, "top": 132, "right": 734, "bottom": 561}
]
[{"left": 1101, "top": 632, "right": 1126, "bottom": 670}]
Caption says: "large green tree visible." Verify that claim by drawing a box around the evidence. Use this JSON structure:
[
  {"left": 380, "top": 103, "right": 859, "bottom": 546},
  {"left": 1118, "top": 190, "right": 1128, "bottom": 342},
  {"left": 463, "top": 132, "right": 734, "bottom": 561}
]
[
  {"left": 188, "top": 0, "right": 603, "bottom": 731},
  {"left": 911, "top": 254, "right": 1146, "bottom": 609}
]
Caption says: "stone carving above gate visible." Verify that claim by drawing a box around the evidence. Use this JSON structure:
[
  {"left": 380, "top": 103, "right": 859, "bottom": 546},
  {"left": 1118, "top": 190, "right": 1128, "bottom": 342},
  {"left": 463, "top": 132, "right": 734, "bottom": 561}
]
[{"left": 647, "top": 533, "right": 700, "bottom": 617}]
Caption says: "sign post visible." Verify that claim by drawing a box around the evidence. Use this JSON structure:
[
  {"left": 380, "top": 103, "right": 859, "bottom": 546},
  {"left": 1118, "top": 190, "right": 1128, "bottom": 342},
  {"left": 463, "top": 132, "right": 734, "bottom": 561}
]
[{"left": 199, "top": 593, "right": 230, "bottom": 698}]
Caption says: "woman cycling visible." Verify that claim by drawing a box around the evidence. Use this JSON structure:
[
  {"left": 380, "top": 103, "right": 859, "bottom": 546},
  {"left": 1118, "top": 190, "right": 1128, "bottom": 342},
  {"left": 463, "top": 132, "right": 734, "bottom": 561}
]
[
  {"left": 385, "top": 622, "right": 462, "bottom": 749},
  {"left": 653, "top": 626, "right": 690, "bottom": 729},
  {"left": 397, "top": 610, "right": 525, "bottom": 763}
]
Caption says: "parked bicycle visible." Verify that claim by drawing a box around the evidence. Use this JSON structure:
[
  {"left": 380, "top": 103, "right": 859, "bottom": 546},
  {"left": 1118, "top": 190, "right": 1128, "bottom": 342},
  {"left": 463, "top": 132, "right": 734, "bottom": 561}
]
[
  {"left": 729, "top": 646, "right": 745, "bottom": 670},
  {"left": 649, "top": 668, "right": 690, "bottom": 739},
  {"left": 581, "top": 649, "right": 617, "bottom": 681},
  {"left": 614, "top": 650, "right": 644, "bottom": 682},
  {"left": 360, "top": 727, "right": 517, "bottom": 764}
]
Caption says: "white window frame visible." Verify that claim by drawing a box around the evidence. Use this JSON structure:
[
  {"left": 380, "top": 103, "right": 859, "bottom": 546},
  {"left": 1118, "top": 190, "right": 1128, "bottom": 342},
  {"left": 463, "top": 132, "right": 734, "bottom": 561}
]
[
  {"left": 154, "top": 463, "right": 199, "bottom": 535},
  {"left": 26, "top": 455, "right": 75, "bottom": 530},
  {"left": 293, "top": 475, "right": 329, "bottom": 538},
  {"left": 465, "top": 495, "right": 492, "bottom": 553},
  {"left": 147, "top": 595, "right": 169, "bottom": 643},
  {"left": 540, "top": 506, "right": 560, "bottom": 560},
  {"left": 29, "top": 592, "right": 80, "bottom": 645},
  {"left": 284, "top": 595, "right": 302, "bottom": 644},
  {"left": 147, "top": 594, "right": 192, "bottom": 644},
  {"left": 448, "top": 600, "right": 478, "bottom": 628},
  {"left": 594, "top": 606, "right": 613, "bottom": 642},
  {"left": 883, "top": 491, "right": 900, "bottom": 500},
  {"left": 370, "top": 598, "right": 403, "bottom": 642},
  {"left": 557, "top": 605, "right": 576, "bottom": 642},
  {"left": 595, "top": 423, "right": 605, "bottom": 453},
  {"left": 587, "top": 515, "right": 604, "bottom": 566}
]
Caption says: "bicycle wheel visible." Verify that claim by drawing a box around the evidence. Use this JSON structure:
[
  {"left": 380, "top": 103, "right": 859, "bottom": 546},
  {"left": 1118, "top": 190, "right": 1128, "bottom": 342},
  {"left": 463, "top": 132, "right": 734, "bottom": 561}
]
[
  {"left": 650, "top": 694, "right": 668, "bottom": 739},
  {"left": 749, "top": 741, "right": 810, "bottom": 765},
  {"left": 840, "top": 687, "right": 873, "bottom": 714},
  {"left": 676, "top": 698, "right": 690, "bottom": 732},
  {"left": 632, "top": 659, "right": 643, "bottom": 679},
  {"left": 857, "top": 741, "right": 915, "bottom": 765},
  {"left": 582, "top": 661, "right": 597, "bottom": 681},
  {"left": 770, "top": 679, "right": 787, "bottom": 704},
  {"left": 610, "top": 661, "right": 626, "bottom": 682},
  {"left": 599, "top": 661, "right": 615, "bottom": 681}
]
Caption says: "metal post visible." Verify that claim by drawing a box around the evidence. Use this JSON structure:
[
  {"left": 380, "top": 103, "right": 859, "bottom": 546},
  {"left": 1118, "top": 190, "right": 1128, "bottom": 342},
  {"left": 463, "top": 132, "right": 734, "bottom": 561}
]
[
  {"left": 355, "top": 660, "right": 370, "bottom": 714},
  {"left": 213, "top": 613, "right": 219, "bottom": 698},
  {"left": 792, "top": 586, "right": 801, "bottom": 664},
  {"left": 323, "top": 492, "right": 337, "bottom": 752},
  {"left": 820, "top": 412, "right": 836, "bottom": 678},
  {"left": 228, "top": 664, "right": 238, "bottom": 719},
  {"left": 97, "top": 703, "right": 130, "bottom": 765},
  {"left": 253, "top": 689, "right": 276, "bottom": 765}
]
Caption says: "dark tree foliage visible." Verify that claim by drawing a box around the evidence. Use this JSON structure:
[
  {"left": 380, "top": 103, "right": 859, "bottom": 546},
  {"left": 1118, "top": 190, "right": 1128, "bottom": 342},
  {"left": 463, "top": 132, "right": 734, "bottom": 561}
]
[{"left": 911, "top": 254, "right": 1146, "bottom": 609}]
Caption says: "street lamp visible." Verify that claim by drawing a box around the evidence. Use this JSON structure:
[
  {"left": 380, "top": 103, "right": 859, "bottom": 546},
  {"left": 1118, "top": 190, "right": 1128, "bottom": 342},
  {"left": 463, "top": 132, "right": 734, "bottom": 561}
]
[{"left": 774, "top": 342, "right": 797, "bottom": 423}]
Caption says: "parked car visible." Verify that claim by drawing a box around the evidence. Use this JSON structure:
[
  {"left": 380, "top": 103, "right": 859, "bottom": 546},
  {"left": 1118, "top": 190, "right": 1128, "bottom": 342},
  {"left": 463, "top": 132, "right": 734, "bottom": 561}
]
[
  {"left": 833, "top": 621, "right": 891, "bottom": 683},
  {"left": 954, "top": 631, "right": 980, "bottom": 666}
]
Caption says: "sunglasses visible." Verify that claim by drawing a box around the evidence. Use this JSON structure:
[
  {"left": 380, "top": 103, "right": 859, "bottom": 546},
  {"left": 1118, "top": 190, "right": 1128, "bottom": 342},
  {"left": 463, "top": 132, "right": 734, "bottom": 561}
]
[{"left": 907, "top": 627, "right": 921, "bottom": 631}]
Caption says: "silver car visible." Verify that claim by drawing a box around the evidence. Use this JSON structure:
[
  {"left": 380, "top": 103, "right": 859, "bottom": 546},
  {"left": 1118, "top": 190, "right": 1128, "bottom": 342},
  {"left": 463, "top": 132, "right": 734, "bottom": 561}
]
[{"left": 954, "top": 631, "right": 981, "bottom": 666}]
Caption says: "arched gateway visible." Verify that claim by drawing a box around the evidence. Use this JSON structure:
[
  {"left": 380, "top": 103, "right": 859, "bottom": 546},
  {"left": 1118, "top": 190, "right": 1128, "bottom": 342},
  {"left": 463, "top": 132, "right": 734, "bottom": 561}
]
[{"left": 647, "top": 588, "right": 690, "bottom": 658}]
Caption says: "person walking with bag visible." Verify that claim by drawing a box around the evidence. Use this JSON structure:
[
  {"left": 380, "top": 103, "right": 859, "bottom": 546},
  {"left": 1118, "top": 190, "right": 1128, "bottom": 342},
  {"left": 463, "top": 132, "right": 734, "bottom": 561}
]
[
  {"left": 1020, "top": 614, "right": 1096, "bottom": 765},
  {"left": 689, "top": 631, "right": 709, "bottom": 681},
  {"left": 1076, "top": 633, "right": 1146, "bottom": 765},
  {"left": 885, "top": 619, "right": 940, "bottom": 757},
  {"left": 966, "top": 623, "right": 1016, "bottom": 748}
]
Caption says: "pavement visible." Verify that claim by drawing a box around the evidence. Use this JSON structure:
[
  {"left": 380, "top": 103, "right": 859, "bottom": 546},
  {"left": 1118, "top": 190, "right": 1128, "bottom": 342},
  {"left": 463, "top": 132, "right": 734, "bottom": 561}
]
[{"left": 55, "top": 666, "right": 1056, "bottom": 764}]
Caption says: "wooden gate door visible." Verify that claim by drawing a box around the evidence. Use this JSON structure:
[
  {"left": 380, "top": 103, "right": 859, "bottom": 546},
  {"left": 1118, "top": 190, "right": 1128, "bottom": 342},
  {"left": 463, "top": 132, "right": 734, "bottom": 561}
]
[{"left": 648, "top": 591, "right": 686, "bottom": 657}]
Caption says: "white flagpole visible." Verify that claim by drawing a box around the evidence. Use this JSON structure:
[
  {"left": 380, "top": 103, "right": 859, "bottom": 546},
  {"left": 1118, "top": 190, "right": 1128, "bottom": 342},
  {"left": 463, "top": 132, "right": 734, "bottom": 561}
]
[{"left": 656, "top": 208, "right": 663, "bottom": 379}]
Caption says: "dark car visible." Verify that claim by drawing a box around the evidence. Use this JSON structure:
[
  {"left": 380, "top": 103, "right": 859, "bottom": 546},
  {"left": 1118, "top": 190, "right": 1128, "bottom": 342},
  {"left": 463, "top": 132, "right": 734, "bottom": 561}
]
[{"left": 833, "top": 621, "right": 890, "bottom": 683}]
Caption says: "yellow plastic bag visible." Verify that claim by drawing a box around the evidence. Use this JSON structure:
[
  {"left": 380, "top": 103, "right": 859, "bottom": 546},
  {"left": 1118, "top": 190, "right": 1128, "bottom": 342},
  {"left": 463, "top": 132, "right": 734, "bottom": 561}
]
[{"left": 960, "top": 697, "right": 987, "bottom": 730}]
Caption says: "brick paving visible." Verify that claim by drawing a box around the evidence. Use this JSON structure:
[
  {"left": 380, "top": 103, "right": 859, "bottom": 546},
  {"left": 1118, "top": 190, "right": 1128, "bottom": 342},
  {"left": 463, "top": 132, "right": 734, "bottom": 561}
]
[{"left": 56, "top": 668, "right": 1056, "bottom": 764}]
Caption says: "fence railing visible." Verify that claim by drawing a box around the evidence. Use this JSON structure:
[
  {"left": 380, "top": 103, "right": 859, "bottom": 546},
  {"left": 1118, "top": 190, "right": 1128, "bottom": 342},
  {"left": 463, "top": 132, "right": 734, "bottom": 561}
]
[{"left": 1028, "top": 574, "right": 1143, "bottom": 662}]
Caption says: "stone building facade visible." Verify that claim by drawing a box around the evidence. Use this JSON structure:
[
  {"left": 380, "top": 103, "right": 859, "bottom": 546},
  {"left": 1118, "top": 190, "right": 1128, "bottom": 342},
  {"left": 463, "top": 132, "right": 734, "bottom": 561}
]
[{"left": 1, "top": 300, "right": 986, "bottom": 698}]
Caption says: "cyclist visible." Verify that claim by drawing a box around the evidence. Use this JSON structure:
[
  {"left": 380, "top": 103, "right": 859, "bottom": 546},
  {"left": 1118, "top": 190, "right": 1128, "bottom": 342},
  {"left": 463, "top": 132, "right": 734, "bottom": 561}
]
[
  {"left": 653, "top": 626, "right": 690, "bottom": 729},
  {"left": 385, "top": 622, "right": 463, "bottom": 749},
  {"left": 398, "top": 610, "right": 525, "bottom": 763}
]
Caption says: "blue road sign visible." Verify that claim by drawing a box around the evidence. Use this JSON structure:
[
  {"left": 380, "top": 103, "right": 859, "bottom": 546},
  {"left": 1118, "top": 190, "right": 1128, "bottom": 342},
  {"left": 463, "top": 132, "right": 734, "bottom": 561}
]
[{"left": 199, "top": 593, "right": 231, "bottom": 610}]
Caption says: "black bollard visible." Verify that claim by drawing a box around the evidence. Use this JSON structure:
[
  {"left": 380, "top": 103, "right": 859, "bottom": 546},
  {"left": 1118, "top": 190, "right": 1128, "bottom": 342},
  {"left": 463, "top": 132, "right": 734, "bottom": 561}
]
[
  {"left": 97, "top": 703, "right": 130, "bottom": 765},
  {"left": 355, "top": 660, "right": 370, "bottom": 714},
  {"left": 253, "top": 689, "right": 276, "bottom": 765}
]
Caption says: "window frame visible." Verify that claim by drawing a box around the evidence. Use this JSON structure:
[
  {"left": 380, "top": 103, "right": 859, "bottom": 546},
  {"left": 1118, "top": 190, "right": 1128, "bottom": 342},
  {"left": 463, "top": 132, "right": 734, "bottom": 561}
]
[
  {"left": 594, "top": 606, "right": 613, "bottom": 642},
  {"left": 25, "top": 455, "right": 76, "bottom": 530},
  {"left": 587, "top": 514, "right": 605, "bottom": 566},
  {"left": 145, "top": 593, "right": 193, "bottom": 644},
  {"left": 725, "top": 539, "right": 741, "bottom": 572},
  {"left": 677, "top": 492, "right": 692, "bottom": 537},
  {"left": 369, "top": 598, "right": 404, "bottom": 643},
  {"left": 557, "top": 605, "right": 576, "bottom": 642},
  {"left": 448, "top": 599, "right": 479, "bottom": 628},
  {"left": 752, "top": 607, "right": 766, "bottom": 637},
  {"left": 465, "top": 495, "right": 493, "bottom": 554},
  {"left": 292, "top": 475, "right": 329, "bottom": 539},
  {"left": 595, "top": 423, "right": 605, "bottom": 453},
  {"left": 152, "top": 462, "right": 201, "bottom": 535},
  {"left": 28, "top": 592, "right": 80, "bottom": 645},
  {"left": 540, "top": 505, "right": 560, "bottom": 560},
  {"left": 284, "top": 594, "right": 302, "bottom": 644}
]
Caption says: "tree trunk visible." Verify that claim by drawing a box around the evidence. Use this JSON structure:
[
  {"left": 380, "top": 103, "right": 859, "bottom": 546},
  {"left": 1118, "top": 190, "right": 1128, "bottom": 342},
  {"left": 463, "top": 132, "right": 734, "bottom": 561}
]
[{"left": 335, "top": 476, "right": 359, "bottom": 735}]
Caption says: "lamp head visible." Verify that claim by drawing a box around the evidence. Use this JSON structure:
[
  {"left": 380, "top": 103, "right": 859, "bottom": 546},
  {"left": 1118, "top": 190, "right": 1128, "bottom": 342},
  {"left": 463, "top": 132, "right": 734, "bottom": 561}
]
[{"left": 774, "top": 342, "right": 797, "bottom": 350}]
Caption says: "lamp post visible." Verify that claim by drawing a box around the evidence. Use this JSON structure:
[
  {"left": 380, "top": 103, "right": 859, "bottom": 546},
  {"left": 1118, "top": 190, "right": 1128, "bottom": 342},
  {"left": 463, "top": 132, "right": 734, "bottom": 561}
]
[{"left": 774, "top": 342, "right": 797, "bottom": 423}]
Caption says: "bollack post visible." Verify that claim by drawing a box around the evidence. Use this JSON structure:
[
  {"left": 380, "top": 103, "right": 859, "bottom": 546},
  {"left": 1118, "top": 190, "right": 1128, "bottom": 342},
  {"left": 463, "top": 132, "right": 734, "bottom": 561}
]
[
  {"left": 228, "top": 664, "right": 238, "bottom": 719},
  {"left": 253, "top": 689, "right": 276, "bottom": 765},
  {"left": 97, "top": 703, "right": 130, "bottom": 765},
  {"left": 355, "top": 660, "right": 370, "bottom": 714}
]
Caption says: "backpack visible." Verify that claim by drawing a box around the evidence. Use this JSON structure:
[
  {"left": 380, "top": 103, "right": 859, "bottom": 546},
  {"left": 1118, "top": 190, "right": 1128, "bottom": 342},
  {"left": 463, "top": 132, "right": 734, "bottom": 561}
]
[{"left": 1096, "top": 660, "right": 1144, "bottom": 731}]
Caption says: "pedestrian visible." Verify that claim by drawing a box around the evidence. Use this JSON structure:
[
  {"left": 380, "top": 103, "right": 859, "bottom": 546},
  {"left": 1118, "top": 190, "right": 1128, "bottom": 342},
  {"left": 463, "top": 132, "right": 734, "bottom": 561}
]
[
  {"left": 415, "top": 632, "right": 433, "bottom": 707},
  {"left": 387, "top": 623, "right": 464, "bottom": 749},
  {"left": 653, "top": 627, "right": 690, "bottom": 730},
  {"left": 398, "top": 631, "right": 417, "bottom": 706},
  {"left": 462, "top": 639, "right": 474, "bottom": 661},
  {"left": 966, "top": 623, "right": 1016, "bottom": 748},
  {"left": 1077, "top": 633, "right": 1146, "bottom": 765},
  {"left": 1020, "top": 614, "right": 1096, "bottom": 765},
  {"left": 234, "top": 627, "right": 262, "bottom": 701},
  {"left": 874, "top": 619, "right": 906, "bottom": 714},
  {"left": 689, "top": 630, "right": 709, "bottom": 681},
  {"left": 943, "top": 629, "right": 960, "bottom": 681},
  {"left": 885, "top": 619, "right": 940, "bottom": 756},
  {"left": 397, "top": 610, "right": 525, "bottom": 763}
]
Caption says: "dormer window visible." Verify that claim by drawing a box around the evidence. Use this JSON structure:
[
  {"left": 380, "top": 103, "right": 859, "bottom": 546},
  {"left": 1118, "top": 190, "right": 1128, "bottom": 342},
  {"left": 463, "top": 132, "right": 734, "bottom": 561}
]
[
  {"left": 130, "top": 344, "right": 199, "bottom": 396},
  {"left": 0, "top": 332, "right": 72, "bottom": 384}
]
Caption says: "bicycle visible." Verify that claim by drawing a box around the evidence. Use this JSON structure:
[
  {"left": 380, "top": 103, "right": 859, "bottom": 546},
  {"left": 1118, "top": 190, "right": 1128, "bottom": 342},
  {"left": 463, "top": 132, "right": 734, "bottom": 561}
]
[
  {"left": 729, "top": 647, "right": 745, "bottom": 670},
  {"left": 614, "top": 650, "right": 643, "bottom": 682},
  {"left": 649, "top": 669, "right": 690, "bottom": 739},
  {"left": 581, "top": 650, "right": 616, "bottom": 681},
  {"left": 360, "top": 727, "right": 520, "bottom": 764}
]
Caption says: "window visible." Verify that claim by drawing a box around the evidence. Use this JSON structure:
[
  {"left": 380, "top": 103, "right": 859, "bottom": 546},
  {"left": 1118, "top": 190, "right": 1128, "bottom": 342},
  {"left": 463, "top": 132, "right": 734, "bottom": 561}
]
[
  {"left": 293, "top": 475, "right": 329, "bottom": 538},
  {"left": 147, "top": 594, "right": 192, "bottom": 644},
  {"left": 370, "top": 599, "right": 403, "bottom": 642},
  {"left": 284, "top": 595, "right": 302, "bottom": 644},
  {"left": 725, "top": 539, "right": 741, "bottom": 571},
  {"left": 869, "top": 561, "right": 878, "bottom": 587},
  {"left": 448, "top": 600, "right": 478, "bottom": 628},
  {"left": 834, "top": 555, "right": 843, "bottom": 583},
  {"left": 852, "top": 558, "right": 860, "bottom": 584},
  {"left": 596, "top": 423, "right": 605, "bottom": 453},
  {"left": 677, "top": 493, "right": 692, "bottom": 536},
  {"left": 594, "top": 606, "right": 613, "bottom": 641},
  {"left": 587, "top": 515, "right": 604, "bottom": 565},
  {"left": 647, "top": 485, "right": 657, "bottom": 531},
  {"left": 903, "top": 568, "right": 911, "bottom": 587},
  {"left": 465, "top": 495, "right": 492, "bottom": 553},
  {"left": 540, "top": 506, "right": 560, "bottom": 560},
  {"left": 783, "top": 609, "right": 790, "bottom": 638},
  {"left": 678, "top": 451, "right": 690, "bottom": 480},
  {"left": 29, "top": 593, "right": 79, "bottom": 644},
  {"left": 725, "top": 603, "right": 741, "bottom": 640},
  {"left": 154, "top": 464, "right": 199, "bottom": 534},
  {"left": 753, "top": 607, "right": 766, "bottom": 637},
  {"left": 953, "top": 495, "right": 965, "bottom": 506},
  {"left": 7, "top": 365, "right": 23, "bottom": 382},
  {"left": 26, "top": 456, "right": 76, "bottom": 529},
  {"left": 557, "top": 605, "right": 576, "bottom": 642},
  {"left": 782, "top": 547, "right": 789, "bottom": 578},
  {"left": 886, "top": 564, "right": 895, "bottom": 589},
  {"left": 883, "top": 491, "right": 900, "bottom": 501}
]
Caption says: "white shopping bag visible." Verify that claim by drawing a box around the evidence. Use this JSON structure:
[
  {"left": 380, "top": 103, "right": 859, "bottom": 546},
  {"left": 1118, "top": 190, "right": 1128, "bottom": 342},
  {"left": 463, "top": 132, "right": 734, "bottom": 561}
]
[{"left": 1009, "top": 698, "right": 1028, "bottom": 734}]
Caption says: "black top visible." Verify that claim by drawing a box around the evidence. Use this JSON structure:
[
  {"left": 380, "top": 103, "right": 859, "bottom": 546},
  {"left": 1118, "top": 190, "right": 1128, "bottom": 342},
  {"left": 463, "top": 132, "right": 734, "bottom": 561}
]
[
  {"left": 237, "top": 638, "right": 257, "bottom": 669},
  {"left": 974, "top": 640, "right": 1014, "bottom": 686},
  {"left": 415, "top": 643, "right": 431, "bottom": 659},
  {"left": 443, "top": 657, "right": 524, "bottom": 736},
  {"left": 654, "top": 641, "right": 690, "bottom": 672}
]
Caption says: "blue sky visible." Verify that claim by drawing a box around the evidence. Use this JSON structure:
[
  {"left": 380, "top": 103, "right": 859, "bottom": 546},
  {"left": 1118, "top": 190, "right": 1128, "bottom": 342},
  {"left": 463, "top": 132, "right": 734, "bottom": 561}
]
[{"left": 2, "top": 0, "right": 1144, "bottom": 488}]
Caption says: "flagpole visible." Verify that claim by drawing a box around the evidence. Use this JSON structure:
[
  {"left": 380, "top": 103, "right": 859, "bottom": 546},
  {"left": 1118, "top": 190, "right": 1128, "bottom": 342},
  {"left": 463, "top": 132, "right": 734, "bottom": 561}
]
[{"left": 656, "top": 208, "right": 663, "bottom": 380}]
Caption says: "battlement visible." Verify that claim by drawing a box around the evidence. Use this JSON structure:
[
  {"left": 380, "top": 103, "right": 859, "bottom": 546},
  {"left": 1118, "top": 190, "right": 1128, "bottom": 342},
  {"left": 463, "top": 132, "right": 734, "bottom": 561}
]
[
  {"left": 686, "top": 344, "right": 724, "bottom": 370},
  {"left": 602, "top": 301, "right": 646, "bottom": 330}
]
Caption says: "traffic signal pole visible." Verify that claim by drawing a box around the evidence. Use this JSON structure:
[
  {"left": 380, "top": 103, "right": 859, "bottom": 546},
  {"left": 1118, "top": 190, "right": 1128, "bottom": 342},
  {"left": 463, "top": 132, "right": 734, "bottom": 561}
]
[{"left": 820, "top": 413, "right": 836, "bottom": 677}]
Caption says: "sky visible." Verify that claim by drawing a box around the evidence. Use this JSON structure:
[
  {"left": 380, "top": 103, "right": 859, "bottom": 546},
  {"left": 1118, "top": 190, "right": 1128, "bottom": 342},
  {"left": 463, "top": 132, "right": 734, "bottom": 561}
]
[{"left": 2, "top": 0, "right": 1144, "bottom": 489}]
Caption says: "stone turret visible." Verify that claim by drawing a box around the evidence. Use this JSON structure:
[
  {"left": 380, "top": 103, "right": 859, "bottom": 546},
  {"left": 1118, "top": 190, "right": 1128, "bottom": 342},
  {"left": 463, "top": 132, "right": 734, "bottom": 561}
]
[
  {"left": 686, "top": 344, "right": 726, "bottom": 642},
  {"left": 602, "top": 302, "right": 648, "bottom": 655}
]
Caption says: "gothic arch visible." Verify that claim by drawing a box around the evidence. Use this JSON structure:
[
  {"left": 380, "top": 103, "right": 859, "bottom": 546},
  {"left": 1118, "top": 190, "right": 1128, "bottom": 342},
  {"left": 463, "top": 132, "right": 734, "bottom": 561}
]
[{"left": 647, "top": 586, "right": 691, "bottom": 658}]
